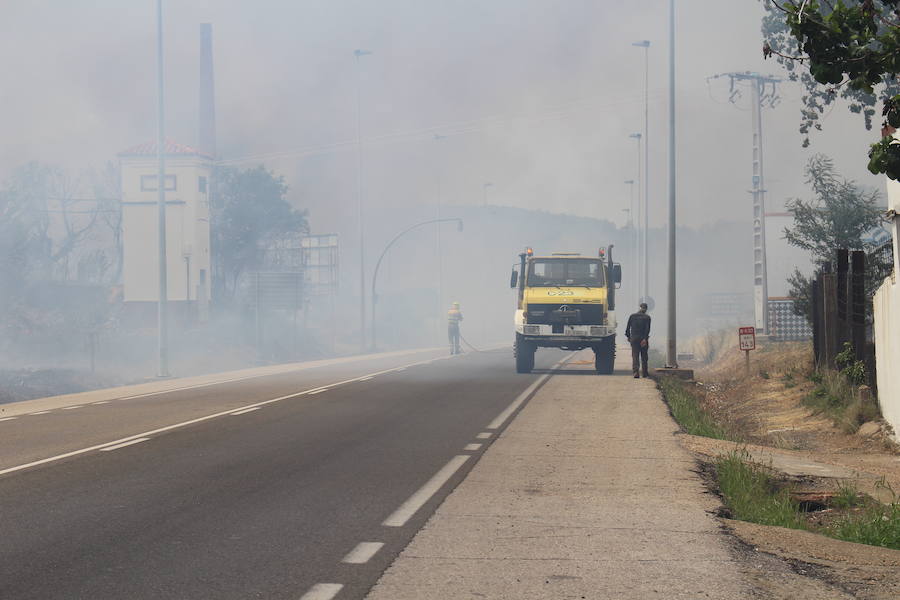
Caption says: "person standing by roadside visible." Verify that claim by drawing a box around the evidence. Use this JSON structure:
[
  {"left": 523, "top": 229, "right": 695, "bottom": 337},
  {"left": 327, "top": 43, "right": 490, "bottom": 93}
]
[
  {"left": 447, "top": 301, "right": 463, "bottom": 355},
  {"left": 625, "top": 302, "right": 651, "bottom": 378}
]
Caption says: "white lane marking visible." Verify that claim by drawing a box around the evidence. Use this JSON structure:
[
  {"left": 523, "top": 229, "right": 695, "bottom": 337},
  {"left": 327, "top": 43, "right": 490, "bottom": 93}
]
[
  {"left": 342, "top": 541, "right": 384, "bottom": 564},
  {"left": 463, "top": 443, "right": 482, "bottom": 451},
  {"left": 307, "top": 388, "right": 328, "bottom": 395},
  {"left": 230, "top": 407, "right": 261, "bottom": 416},
  {"left": 383, "top": 455, "right": 470, "bottom": 527},
  {"left": 358, "top": 376, "right": 373, "bottom": 382},
  {"left": 485, "top": 355, "right": 571, "bottom": 430},
  {"left": 89, "top": 348, "right": 451, "bottom": 406},
  {"left": 299, "top": 583, "right": 343, "bottom": 600},
  {"left": 476, "top": 432, "right": 491, "bottom": 439},
  {"left": 29, "top": 411, "right": 51, "bottom": 415},
  {"left": 61, "top": 405, "right": 83, "bottom": 410},
  {"left": 99, "top": 438, "right": 150, "bottom": 452},
  {"left": 92, "top": 401, "right": 110, "bottom": 405},
  {"left": 0, "top": 355, "right": 444, "bottom": 478},
  {"left": 0, "top": 417, "right": 17, "bottom": 422}
]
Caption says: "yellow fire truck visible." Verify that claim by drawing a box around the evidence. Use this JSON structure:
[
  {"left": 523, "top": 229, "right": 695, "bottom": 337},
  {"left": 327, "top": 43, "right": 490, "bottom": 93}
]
[{"left": 510, "top": 247, "right": 621, "bottom": 374}]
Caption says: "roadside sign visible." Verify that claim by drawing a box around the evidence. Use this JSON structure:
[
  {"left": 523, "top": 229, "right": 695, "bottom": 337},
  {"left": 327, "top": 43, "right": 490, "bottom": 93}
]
[{"left": 738, "top": 326, "right": 756, "bottom": 351}]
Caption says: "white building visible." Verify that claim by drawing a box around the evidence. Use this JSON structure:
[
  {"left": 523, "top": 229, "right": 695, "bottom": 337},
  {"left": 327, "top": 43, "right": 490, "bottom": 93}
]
[{"left": 119, "top": 140, "right": 212, "bottom": 322}]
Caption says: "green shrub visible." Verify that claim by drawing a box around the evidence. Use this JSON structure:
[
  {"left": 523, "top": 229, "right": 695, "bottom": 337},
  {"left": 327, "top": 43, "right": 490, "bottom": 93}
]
[
  {"left": 836, "top": 342, "right": 867, "bottom": 386},
  {"left": 715, "top": 452, "right": 805, "bottom": 529},
  {"left": 832, "top": 481, "right": 863, "bottom": 510},
  {"left": 657, "top": 377, "right": 729, "bottom": 440},
  {"left": 828, "top": 503, "right": 900, "bottom": 550}
]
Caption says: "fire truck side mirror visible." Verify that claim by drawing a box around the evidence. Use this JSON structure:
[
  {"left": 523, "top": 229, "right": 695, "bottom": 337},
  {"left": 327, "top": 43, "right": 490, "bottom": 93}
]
[
  {"left": 510, "top": 269, "right": 518, "bottom": 288},
  {"left": 612, "top": 264, "right": 622, "bottom": 285}
]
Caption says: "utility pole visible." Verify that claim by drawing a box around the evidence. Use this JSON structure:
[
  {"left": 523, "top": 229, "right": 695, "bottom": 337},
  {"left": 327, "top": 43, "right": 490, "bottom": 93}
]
[
  {"left": 156, "top": 0, "right": 169, "bottom": 377},
  {"left": 632, "top": 39, "right": 651, "bottom": 307},
  {"left": 666, "top": 0, "right": 677, "bottom": 368},
  {"left": 354, "top": 49, "right": 371, "bottom": 352},
  {"left": 710, "top": 71, "right": 781, "bottom": 335}
]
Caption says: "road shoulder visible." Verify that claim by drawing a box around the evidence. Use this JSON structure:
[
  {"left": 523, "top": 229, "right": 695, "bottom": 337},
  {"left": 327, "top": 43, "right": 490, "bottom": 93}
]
[{"left": 367, "top": 358, "right": 756, "bottom": 599}]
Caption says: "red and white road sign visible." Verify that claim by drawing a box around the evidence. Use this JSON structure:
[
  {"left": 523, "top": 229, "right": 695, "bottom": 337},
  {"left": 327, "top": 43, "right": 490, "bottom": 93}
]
[{"left": 738, "top": 327, "right": 756, "bottom": 351}]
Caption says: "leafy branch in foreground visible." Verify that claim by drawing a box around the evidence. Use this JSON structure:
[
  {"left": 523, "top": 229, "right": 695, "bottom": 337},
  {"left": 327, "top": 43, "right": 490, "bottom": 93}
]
[{"left": 762, "top": 0, "right": 900, "bottom": 179}]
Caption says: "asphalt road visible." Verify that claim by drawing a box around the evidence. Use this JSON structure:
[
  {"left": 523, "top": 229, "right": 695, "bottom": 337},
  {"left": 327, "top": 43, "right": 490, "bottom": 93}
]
[{"left": 0, "top": 347, "right": 562, "bottom": 600}]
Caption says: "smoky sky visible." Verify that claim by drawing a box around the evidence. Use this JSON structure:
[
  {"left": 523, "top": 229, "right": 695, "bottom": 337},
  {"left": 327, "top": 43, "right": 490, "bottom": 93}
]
[{"left": 0, "top": 0, "right": 888, "bottom": 298}]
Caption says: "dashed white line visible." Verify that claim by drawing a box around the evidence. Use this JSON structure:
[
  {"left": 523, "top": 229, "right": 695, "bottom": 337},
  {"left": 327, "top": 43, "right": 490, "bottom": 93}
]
[
  {"left": 61, "top": 405, "right": 83, "bottom": 410},
  {"left": 0, "top": 417, "right": 17, "bottom": 422},
  {"left": 383, "top": 455, "right": 470, "bottom": 527},
  {"left": 476, "top": 432, "right": 491, "bottom": 439},
  {"left": 463, "top": 443, "right": 482, "bottom": 451},
  {"left": 342, "top": 541, "right": 384, "bottom": 564},
  {"left": 99, "top": 438, "right": 150, "bottom": 452},
  {"left": 299, "top": 583, "right": 343, "bottom": 600},
  {"left": 230, "top": 407, "right": 261, "bottom": 416},
  {"left": 485, "top": 355, "right": 570, "bottom": 430},
  {"left": 29, "top": 411, "right": 51, "bottom": 415}
]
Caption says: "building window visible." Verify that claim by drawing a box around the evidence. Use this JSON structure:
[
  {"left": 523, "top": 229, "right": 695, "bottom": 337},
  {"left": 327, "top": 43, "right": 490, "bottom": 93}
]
[
  {"left": 140, "top": 174, "right": 177, "bottom": 191},
  {"left": 198, "top": 176, "right": 207, "bottom": 193}
]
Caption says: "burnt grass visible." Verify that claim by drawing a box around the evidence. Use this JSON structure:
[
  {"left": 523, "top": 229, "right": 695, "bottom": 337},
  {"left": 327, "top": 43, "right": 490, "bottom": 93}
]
[{"left": 0, "top": 368, "right": 124, "bottom": 405}]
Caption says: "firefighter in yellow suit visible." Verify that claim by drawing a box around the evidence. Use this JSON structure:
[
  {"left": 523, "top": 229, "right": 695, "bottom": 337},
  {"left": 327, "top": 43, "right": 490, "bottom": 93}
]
[{"left": 447, "top": 301, "right": 463, "bottom": 355}]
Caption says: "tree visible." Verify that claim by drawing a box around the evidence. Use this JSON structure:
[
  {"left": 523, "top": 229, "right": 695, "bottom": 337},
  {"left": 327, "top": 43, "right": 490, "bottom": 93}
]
[
  {"left": 762, "top": 1, "right": 900, "bottom": 179},
  {"left": 784, "top": 154, "right": 887, "bottom": 319},
  {"left": 0, "top": 162, "right": 111, "bottom": 341},
  {"left": 210, "top": 165, "right": 308, "bottom": 302}
]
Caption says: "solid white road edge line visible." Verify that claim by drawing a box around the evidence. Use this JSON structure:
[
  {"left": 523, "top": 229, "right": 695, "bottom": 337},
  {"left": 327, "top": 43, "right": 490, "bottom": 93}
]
[
  {"left": 382, "top": 455, "right": 470, "bottom": 527},
  {"left": 485, "top": 354, "right": 571, "bottom": 430},
  {"left": 0, "top": 417, "right": 17, "bottom": 422},
  {"left": 92, "top": 401, "right": 110, "bottom": 405},
  {"left": 341, "top": 541, "right": 384, "bottom": 564},
  {"left": 464, "top": 443, "right": 482, "bottom": 451},
  {"left": 61, "top": 405, "right": 83, "bottom": 410},
  {"left": 229, "top": 407, "right": 261, "bottom": 416},
  {"left": 0, "top": 355, "right": 446, "bottom": 478},
  {"left": 99, "top": 438, "right": 150, "bottom": 452},
  {"left": 298, "top": 583, "right": 343, "bottom": 600},
  {"left": 105, "top": 349, "right": 452, "bottom": 404},
  {"left": 29, "top": 411, "right": 51, "bottom": 415}
]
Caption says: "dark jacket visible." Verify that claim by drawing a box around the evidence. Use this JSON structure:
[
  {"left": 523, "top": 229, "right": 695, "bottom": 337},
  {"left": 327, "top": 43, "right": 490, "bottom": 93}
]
[{"left": 625, "top": 311, "right": 651, "bottom": 341}]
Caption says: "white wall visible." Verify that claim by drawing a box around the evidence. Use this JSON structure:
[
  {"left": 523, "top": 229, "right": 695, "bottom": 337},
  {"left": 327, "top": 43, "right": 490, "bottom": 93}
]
[
  {"left": 874, "top": 175, "right": 900, "bottom": 439},
  {"left": 120, "top": 155, "right": 211, "bottom": 303},
  {"left": 874, "top": 276, "right": 900, "bottom": 439}
]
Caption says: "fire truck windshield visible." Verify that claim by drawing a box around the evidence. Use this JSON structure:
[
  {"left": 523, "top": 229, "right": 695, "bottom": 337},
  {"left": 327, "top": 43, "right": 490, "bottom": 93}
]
[{"left": 527, "top": 259, "right": 605, "bottom": 287}]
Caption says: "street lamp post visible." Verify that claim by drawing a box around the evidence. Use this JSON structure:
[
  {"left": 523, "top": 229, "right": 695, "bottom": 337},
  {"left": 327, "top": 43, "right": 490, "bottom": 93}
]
[
  {"left": 433, "top": 133, "right": 448, "bottom": 344},
  {"left": 371, "top": 218, "right": 464, "bottom": 351},
  {"left": 482, "top": 181, "right": 493, "bottom": 207},
  {"left": 666, "top": 0, "right": 677, "bottom": 368},
  {"left": 624, "top": 179, "right": 637, "bottom": 287},
  {"left": 632, "top": 39, "right": 651, "bottom": 307},
  {"left": 628, "top": 132, "right": 642, "bottom": 300},
  {"left": 156, "top": 0, "right": 169, "bottom": 377},
  {"left": 354, "top": 48, "right": 371, "bottom": 354}
]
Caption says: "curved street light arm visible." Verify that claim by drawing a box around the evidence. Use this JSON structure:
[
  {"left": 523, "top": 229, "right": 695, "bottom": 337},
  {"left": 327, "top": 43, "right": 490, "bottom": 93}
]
[{"left": 370, "top": 217, "right": 463, "bottom": 350}]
